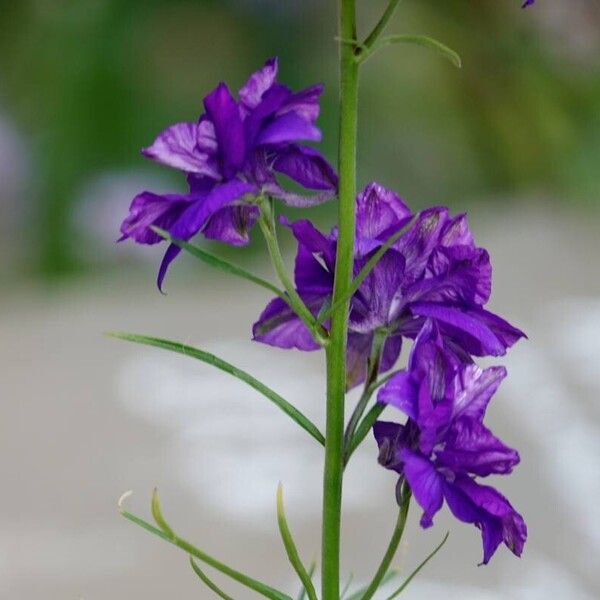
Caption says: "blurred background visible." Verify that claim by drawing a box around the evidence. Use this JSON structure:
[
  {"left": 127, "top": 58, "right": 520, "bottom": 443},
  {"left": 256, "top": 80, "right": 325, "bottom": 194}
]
[{"left": 1, "top": 1, "right": 599, "bottom": 598}]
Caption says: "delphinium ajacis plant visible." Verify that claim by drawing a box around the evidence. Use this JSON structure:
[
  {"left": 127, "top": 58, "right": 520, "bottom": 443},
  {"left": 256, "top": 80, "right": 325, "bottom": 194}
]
[{"left": 113, "top": 1, "right": 534, "bottom": 598}]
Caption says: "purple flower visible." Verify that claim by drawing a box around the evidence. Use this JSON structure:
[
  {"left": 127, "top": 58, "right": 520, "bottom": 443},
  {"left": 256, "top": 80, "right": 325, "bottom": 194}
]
[
  {"left": 522, "top": 0, "right": 535, "bottom": 7},
  {"left": 253, "top": 182, "right": 524, "bottom": 388},
  {"left": 119, "top": 58, "right": 338, "bottom": 288},
  {"left": 374, "top": 320, "right": 526, "bottom": 564}
]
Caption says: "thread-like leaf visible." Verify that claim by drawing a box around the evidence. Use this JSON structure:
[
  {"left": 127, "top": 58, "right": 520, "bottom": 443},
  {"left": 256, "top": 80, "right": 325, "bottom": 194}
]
[
  {"left": 277, "top": 483, "right": 318, "bottom": 600},
  {"left": 190, "top": 557, "right": 236, "bottom": 600},
  {"left": 120, "top": 495, "right": 291, "bottom": 600},
  {"left": 152, "top": 226, "right": 287, "bottom": 300},
  {"left": 345, "top": 570, "right": 400, "bottom": 600},
  {"left": 385, "top": 533, "right": 450, "bottom": 599},
  {"left": 296, "top": 559, "right": 317, "bottom": 600},
  {"left": 346, "top": 403, "right": 387, "bottom": 462},
  {"left": 318, "top": 221, "right": 412, "bottom": 325},
  {"left": 372, "top": 34, "right": 462, "bottom": 68},
  {"left": 108, "top": 332, "right": 325, "bottom": 446},
  {"left": 151, "top": 488, "right": 175, "bottom": 538}
]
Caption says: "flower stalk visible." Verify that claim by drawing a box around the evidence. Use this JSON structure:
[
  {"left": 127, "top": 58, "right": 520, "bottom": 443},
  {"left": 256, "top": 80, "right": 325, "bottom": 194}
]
[{"left": 321, "top": 0, "right": 359, "bottom": 596}]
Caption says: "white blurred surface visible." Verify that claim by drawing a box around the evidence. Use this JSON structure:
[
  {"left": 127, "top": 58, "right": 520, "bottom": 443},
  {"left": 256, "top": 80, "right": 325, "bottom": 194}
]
[{"left": 1, "top": 205, "right": 599, "bottom": 599}]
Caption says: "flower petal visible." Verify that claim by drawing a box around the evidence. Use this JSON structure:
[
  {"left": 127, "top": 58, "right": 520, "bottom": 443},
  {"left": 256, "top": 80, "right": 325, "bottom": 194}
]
[
  {"left": 400, "top": 449, "right": 444, "bottom": 528},
  {"left": 202, "top": 204, "right": 260, "bottom": 246},
  {"left": 119, "top": 191, "right": 197, "bottom": 245},
  {"left": 203, "top": 83, "right": 246, "bottom": 178},
  {"left": 142, "top": 123, "right": 219, "bottom": 178},
  {"left": 437, "top": 418, "right": 520, "bottom": 476},
  {"left": 256, "top": 111, "right": 322, "bottom": 145},
  {"left": 273, "top": 145, "right": 338, "bottom": 192},
  {"left": 253, "top": 295, "right": 324, "bottom": 351},
  {"left": 452, "top": 364, "right": 507, "bottom": 422},
  {"left": 444, "top": 476, "right": 527, "bottom": 564},
  {"left": 355, "top": 182, "right": 412, "bottom": 250},
  {"left": 239, "top": 57, "right": 279, "bottom": 111}
]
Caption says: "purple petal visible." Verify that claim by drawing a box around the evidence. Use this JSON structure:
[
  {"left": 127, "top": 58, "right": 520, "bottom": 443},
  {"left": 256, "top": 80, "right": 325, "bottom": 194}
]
[
  {"left": 396, "top": 207, "right": 448, "bottom": 283},
  {"left": 437, "top": 419, "right": 520, "bottom": 476},
  {"left": 253, "top": 295, "right": 324, "bottom": 351},
  {"left": 444, "top": 476, "right": 527, "bottom": 564},
  {"left": 373, "top": 420, "right": 407, "bottom": 473},
  {"left": 294, "top": 244, "right": 333, "bottom": 295},
  {"left": 202, "top": 204, "right": 260, "bottom": 246},
  {"left": 120, "top": 191, "right": 197, "bottom": 245},
  {"left": 355, "top": 182, "right": 412, "bottom": 250},
  {"left": 157, "top": 243, "right": 182, "bottom": 291},
  {"left": 273, "top": 145, "right": 338, "bottom": 191},
  {"left": 170, "top": 180, "right": 257, "bottom": 242},
  {"left": 203, "top": 83, "right": 246, "bottom": 178},
  {"left": 239, "top": 57, "right": 279, "bottom": 111},
  {"left": 277, "top": 84, "right": 324, "bottom": 124},
  {"left": 256, "top": 111, "right": 322, "bottom": 145},
  {"left": 439, "top": 213, "right": 475, "bottom": 248},
  {"left": 452, "top": 364, "right": 507, "bottom": 422},
  {"left": 346, "top": 332, "right": 373, "bottom": 390},
  {"left": 141, "top": 123, "right": 220, "bottom": 178},
  {"left": 465, "top": 307, "right": 527, "bottom": 350},
  {"left": 283, "top": 217, "right": 337, "bottom": 269},
  {"left": 400, "top": 449, "right": 444, "bottom": 528},
  {"left": 350, "top": 249, "right": 405, "bottom": 332},
  {"left": 409, "top": 302, "right": 507, "bottom": 357},
  {"left": 378, "top": 370, "right": 418, "bottom": 420}
]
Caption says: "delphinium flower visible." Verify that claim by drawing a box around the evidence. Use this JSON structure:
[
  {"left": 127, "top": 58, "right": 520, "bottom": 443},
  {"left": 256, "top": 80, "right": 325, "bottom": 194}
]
[
  {"left": 374, "top": 319, "right": 527, "bottom": 563},
  {"left": 119, "top": 58, "right": 338, "bottom": 288},
  {"left": 254, "top": 181, "right": 525, "bottom": 388}
]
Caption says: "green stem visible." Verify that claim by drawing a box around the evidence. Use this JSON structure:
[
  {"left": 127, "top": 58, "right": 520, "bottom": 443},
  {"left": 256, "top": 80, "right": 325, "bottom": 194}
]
[
  {"left": 322, "top": 1, "right": 359, "bottom": 597},
  {"left": 359, "top": 484, "right": 411, "bottom": 600},
  {"left": 362, "top": 0, "right": 401, "bottom": 50},
  {"left": 258, "top": 200, "right": 328, "bottom": 346},
  {"left": 343, "top": 330, "right": 386, "bottom": 462}
]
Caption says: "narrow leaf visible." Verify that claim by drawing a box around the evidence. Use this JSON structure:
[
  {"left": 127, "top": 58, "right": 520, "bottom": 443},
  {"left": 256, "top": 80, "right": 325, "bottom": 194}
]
[
  {"left": 190, "top": 557, "right": 236, "bottom": 600},
  {"left": 152, "top": 226, "right": 287, "bottom": 300},
  {"left": 318, "top": 221, "right": 412, "bottom": 325},
  {"left": 345, "top": 570, "right": 400, "bottom": 600},
  {"left": 296, "top": 560, "right": 317, "bottom": 600},
  {"left": 108, "top": 332, "right": 325, "bottom": 446},
  {"left": 346, "top": 403, "right": 387, "bottom": 463},
  {"left": 375, "top": 35, "right": 462, "bottom": 68},
  {"left": 121, "top": 506, "right": 291, "bottom": 600},
  {"left": 385, "top": 533, "right": 450, "bottom": 599},
  {"left": 359, "top": 485, "right": 411, "bottom": 600},
  {"left": 151, "top": 488, "right": 175, "bottom": 538},
  {"left": 277, "top": 483, "right": 318, "bottom": 600},
  {"left": 341, "top": 572, "right": 355, "bottom": 599}
]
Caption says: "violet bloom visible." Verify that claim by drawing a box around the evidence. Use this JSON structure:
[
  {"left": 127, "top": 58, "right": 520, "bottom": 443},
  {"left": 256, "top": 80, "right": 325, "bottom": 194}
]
[
  {"left": 522, "top": 0, "right": 535, "bottom": 7},
  {"left": 375, "top": 320, "right": 526, "bottom": 564},
  {"left": 253, "top": 182, "right": 524, "bottom": 388},
  {"left": 119, "top": 58, "right": 338, "bottom": 288}
]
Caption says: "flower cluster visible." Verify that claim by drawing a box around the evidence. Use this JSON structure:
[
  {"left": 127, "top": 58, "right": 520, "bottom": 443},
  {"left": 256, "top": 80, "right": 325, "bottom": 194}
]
[
  {"left": 120, "top": 57, "right": 528, "bottom": 568},
  {"left": 120, "top": 58, "right": 337, "bottom": 288},
  {"left": 254, "top": 181, "right": 527, "bottom": 562},
  {"left": 375, "top": 321, "right": 526, "bottom": 564},
  {"left": 255, "top": 183, "right": 524, "bottom": 390}
]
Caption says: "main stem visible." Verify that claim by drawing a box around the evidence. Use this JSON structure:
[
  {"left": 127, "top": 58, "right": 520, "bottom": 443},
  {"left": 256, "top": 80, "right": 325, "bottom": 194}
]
[{"left": 322, "top": 1, "right": 359, "bottom": 597}]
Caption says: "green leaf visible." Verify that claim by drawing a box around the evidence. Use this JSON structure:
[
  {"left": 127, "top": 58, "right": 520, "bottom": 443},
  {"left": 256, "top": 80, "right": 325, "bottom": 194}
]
[
  {"left": 108, "top": 332, "right": 325, "bottom": 446},
  {"left": 341, "top": 572, "right": 355, "bottom": 599},
  {"left": 120, "top": 494, "right": 292, "bottom": 600},
  {"left": 373, "top": 34, "right": 462, "bottom": 68},
  {"left": 318, "top": 221, "right": 412, "bottom": 325},
  {"left": 277, "top": 483, "right": 319, "bottom": 600},
  {"left": 151, "top": 488, "right": 175, "bottom": 538},
  {"left": 358, "top": 485, "right": 411, "bottom": 600},
  {"left": 345, "top": 569, "right": 400, "bottom": 600},
  {"left": 385, "top": 532, "right": 450, "bottom": 599},
  {"left": 296, "top": 559, "right": 317, "bottom": 600},
  {"left": 345, "top": 403, "right": 387, "bottom": 463},
  {"left": 190, "top": 557, "right": 236, "bottom": 600},
  {"left": 152, "top": 226, "right": 287, "bottom": 300}
]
